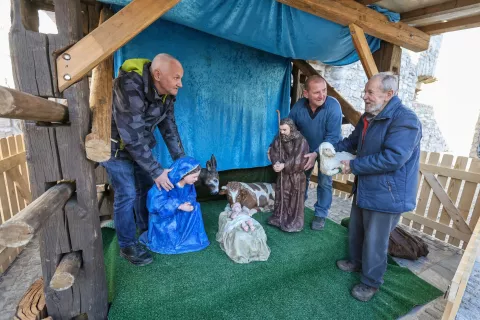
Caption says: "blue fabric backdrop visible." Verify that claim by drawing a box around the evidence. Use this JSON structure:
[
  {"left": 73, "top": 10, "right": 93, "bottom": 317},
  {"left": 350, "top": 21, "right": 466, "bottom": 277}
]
[
  {"left": 101, "top": 0, "right": 399, "bottom": 66},
  {"left": 114, "top": 18, "right": 291, "bottom": 170}
]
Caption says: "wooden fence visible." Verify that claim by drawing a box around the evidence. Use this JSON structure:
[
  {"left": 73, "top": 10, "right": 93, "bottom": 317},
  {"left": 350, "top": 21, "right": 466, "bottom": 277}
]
[
  {"left": 0, "top": 134, "right": 31, "bottom": 273},
  {"left": 312, "top": 151, "right": 480, "bottom": 249}
]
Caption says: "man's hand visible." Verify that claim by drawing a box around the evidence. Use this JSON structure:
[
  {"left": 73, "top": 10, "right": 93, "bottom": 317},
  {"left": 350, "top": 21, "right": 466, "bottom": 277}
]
[
  {"left": 154, "top": 169, "right": 174, "bottom": 191},
  {"left": 341, "top": 160, "right": 352, "bottom": 174},
  {"left": 273, "top": 162, "right": 285, "bottom": 172},
  {"left": 303, "top": 152, "right": 317, "bottom": 170},
  {"left": 178, "top": 202, "right": 194, "bottom": 212}
]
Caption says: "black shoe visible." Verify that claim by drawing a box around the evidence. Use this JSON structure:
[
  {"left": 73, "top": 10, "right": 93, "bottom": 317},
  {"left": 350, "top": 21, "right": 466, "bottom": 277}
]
[
  {"left": 311, "top": 217, "right": 326, "bottom": 230},
  {"left": 351, "top": 283, "right": 378, "bottom": 302},
  {"left": 336, "top": 260, "right": 361, "bottom": 272},
  {"left": 120, "top": 243, "right": 153, "bottom": 266}
]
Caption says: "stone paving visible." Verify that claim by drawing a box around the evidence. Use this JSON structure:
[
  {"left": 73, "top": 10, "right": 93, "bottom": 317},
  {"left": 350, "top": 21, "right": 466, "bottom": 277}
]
[{"left": 0, "top": 187, "right": 473, "bottom": 320}]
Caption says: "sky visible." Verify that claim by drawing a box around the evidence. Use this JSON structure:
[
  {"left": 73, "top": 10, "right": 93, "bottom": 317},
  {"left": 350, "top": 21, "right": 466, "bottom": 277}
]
[{"left": 417, "top": 28, "right": 480, "bottom": 156}]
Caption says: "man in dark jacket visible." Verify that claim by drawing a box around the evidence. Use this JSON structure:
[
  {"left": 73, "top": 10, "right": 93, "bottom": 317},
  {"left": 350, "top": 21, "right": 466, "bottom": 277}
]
[
  {"left": 334, "top": 72, "right": 422, "bottom": 301},
  {"left": 102, "top": 54, "right": 186, "bottom": 266}
]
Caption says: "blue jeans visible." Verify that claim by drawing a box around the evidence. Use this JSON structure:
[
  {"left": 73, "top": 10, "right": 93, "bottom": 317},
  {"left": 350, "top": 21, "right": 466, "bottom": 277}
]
[
  {"left": 101, "top": 158, "right": 154, "bottom": 248},
  {"left": 305, "top": 162, "right": 332, "bottom": 218},
  {"left": 349, "top": 197, "right": 401, "bottom": 288}
]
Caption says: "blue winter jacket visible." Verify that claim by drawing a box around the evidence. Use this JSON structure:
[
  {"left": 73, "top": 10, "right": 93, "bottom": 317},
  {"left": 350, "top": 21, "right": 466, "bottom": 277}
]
[{"left": 335, "top": 96, "right": 422, "bottom": 214}]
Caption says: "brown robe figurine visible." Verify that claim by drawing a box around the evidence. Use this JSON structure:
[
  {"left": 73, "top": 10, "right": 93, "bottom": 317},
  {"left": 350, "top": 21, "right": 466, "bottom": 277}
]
[{"left": 268, "top": 118, "right": 309, "bottom": 232}]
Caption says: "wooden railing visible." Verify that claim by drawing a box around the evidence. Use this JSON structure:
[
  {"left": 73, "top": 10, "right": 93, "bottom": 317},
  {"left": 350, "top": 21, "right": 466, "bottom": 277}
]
[
  {"left": 0, "top": 134, "right": 31, "bottom": 273},
  {"left": 312, "top": 151, "right": 480, "bottom": 249}
]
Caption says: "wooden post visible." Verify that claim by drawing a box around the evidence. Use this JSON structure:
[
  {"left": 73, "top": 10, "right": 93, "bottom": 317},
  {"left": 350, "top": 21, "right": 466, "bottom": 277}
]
[
  {"left": 293, "top": 59, "right": 362, "bottom": 125},
  {"left": 373, "top": 41, "right": 402, "bottom": 75},
  {"left": 349, "top": 24, "right": 379, "bottom": 79},
  {"left": 0, "top": 183, "right": 74, "bottom": 247},
  {"left": 8, "top": 0, "right": 109, "bottom": 317},
  {"left": 0, "top": 86, "right": 69, "bottom": 122},
  {"left": 49, "top": 251, "right": 83, "bottom": 291},
  {"left": 85, "top": 8, "right": 114, "bottom": 162}
]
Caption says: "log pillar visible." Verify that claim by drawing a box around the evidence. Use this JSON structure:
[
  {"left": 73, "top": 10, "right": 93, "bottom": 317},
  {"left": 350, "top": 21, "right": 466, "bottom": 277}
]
[{"left": 9, "top": 0, "right": 108, "bottom": 318}]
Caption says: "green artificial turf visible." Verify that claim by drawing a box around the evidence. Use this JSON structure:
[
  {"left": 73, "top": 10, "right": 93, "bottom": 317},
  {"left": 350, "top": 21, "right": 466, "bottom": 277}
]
[{"left": 102, "top": 201, "right": 442, "bottom": 320}]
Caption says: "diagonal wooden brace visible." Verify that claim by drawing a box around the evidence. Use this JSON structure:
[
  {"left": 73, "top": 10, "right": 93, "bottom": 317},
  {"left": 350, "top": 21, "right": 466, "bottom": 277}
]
[{"left": 56, "top": 0, "right": 181, "bottom": 92}]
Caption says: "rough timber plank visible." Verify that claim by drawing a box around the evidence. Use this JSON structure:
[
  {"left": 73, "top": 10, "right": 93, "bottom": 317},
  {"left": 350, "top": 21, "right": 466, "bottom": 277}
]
[
  {"left": 1, "top": 139, "right": 20, "bottom": 219},
  {"left": 373, "top": 41, "right": 402, "bottom": 75},
  {"left": 9, "top": 0, "right": 54, "bottom": 97},
  {"left": 402, "top": 0, "right": 480, "bottom": 27},
  {"left": 21, "top": 122, "right": 63, "bottom": 199},
  {"left": 424, "top": 153, "right": 450, "bottom": 236},
  {"left": 349, "top": 24, "right": 378, "bottom": 79},
  {"left": 423, "top": 171, "right": 472, "bottom": 235},
  {"left": 85, "top": 8, "right": 114, "bottom": 162},
  {"left": 15, "top": 134, "right": 30, "bottom": 206},
  {"left": 466, "top": 158, "right": 480, "bottom": 249},
  {"left": 276, "top": 0, "right": 430, "bottom": 52},
  {"left": 37, "top": 0, "right": 109, "bottom": 318},
  {"left": 446, "top": 156, "right": 469, "bottom": 246},
  {"left": 56, "top": 0, "right": 181, "bottom": 91},
  {"left": 410, "top": 152, "right": 436, "bottom": 230},
  {"left": 419, "top": 14, "right": 480, "bottom": 34}
]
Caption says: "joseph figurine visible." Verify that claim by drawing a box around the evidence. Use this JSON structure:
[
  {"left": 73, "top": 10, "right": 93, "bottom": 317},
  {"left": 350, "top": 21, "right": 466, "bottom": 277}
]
[{"left": 268, "top": 118, "right": 309, "bottom": 232}]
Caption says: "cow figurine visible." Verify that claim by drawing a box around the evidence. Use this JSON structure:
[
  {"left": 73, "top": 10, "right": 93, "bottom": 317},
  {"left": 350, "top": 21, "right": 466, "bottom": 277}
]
[
  {"left": 219, "top": 181, "right": 275, "bottom": 214},
  {"left": 196, "top": 154, "right": 220, "bottom": 195}
]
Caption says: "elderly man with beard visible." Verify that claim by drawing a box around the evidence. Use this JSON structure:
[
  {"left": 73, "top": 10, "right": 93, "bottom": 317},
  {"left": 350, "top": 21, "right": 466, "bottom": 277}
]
[
  {"left": 333, "top": 72, "right": 422, "bottom": 302},
  {"left": 289, "top": 75, "right": 342, "bottom": 231},
  {"left": 267, "top": 118, "right": 309, "bottom": 232}
]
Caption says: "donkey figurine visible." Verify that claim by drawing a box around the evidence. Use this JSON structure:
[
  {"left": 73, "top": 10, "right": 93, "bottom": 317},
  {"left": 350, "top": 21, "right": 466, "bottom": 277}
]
[{"left": 196, "top": 154, "right": 219, "bottom": 195}]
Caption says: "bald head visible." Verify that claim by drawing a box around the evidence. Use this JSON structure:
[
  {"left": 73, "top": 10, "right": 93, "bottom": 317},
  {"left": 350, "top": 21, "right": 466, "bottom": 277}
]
[{"left": 150, "top": 53, "right": 184, "bottom": 96}]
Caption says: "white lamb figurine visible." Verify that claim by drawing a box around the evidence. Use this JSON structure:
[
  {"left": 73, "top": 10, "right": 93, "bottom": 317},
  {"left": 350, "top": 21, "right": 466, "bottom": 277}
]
[{"left": 319, "top": 142, "right": 356, "bottom": 176}]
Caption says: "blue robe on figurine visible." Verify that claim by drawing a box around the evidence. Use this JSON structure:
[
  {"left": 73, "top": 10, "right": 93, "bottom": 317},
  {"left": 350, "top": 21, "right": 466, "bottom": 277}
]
[{"left": 140, "top": 157, "right": 210, "bottom": 254}]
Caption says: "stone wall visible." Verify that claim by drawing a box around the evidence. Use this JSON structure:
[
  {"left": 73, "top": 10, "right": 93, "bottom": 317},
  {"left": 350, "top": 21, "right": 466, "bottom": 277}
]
[{"left": 309, "top": 36, "right": 448, "bottom": 153}]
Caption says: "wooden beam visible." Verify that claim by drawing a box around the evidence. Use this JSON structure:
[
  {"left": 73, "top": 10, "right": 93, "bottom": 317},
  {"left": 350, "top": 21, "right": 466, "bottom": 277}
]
[
  {"left": 442, "top": 206, "right": 480, "bottom": 319},
  {"left": 85, "top": 8, "right": 114, "bottom": 162},
  {"left": 419, "top": 14, "right": 480, "bottom": 34},
  {"left": 422, "top": 172, "right": 472, "bottom": 234},
  {"left": 0, "top": 86, "right": 69, "bottom": 122},
  {"left": 402, "top": 212, "right": 471, "bottom": 242},
  {"left": 401, "top": 0, "right": 480, "bottom": 27},
  {"left": 49, "top": 251, "right": 82, "bottom": 291},
  {"left": 373, "top": 41, "right": 402, "bottom": 75},
  {"left": 56, "top": 0, "right": 181, "bottom": 92},
  {"left": 0, "top": 183, "right": 75, "bottom": 247},
  {"left": 293, "top": 60, "right": 362, "bottom": 125},
  {"left": 421, "top": 163, "right": 480, "bottom": 184},
  {"left": 276, "top": 0, "right": 430, "bottom": 52},
  {"left": 349, "top": 24, "right": 379, "bottom": 79},
  {"left": 0, "top": 152, "right": 26, "bottom": 174},
  {"left": 356, "top": 0, "right": 382, "bottom": 5}
]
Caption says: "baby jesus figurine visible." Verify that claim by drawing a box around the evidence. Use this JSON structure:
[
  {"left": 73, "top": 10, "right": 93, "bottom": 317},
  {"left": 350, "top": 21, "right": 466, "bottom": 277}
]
[{"left": 229, "top": 202, "right": 255, "bottom": 232}]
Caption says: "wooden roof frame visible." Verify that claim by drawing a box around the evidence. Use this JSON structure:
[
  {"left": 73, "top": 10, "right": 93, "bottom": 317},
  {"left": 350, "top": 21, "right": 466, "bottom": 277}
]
[{"left": 56, "top": 0, "right": 431, "bottom": 92}]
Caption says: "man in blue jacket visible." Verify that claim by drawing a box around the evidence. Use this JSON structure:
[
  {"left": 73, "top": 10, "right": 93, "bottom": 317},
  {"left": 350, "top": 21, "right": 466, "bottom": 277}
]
[
  {"left": 334, "top": 72, "right": 422, "bottom": 302},
  {"left": 289, "top": 75, "right": 342, "bottom": 230}
]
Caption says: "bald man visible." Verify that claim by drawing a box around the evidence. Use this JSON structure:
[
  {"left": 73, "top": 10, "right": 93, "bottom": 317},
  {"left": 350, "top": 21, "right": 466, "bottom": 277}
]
[{"left": 101, "top": 54, "right": 186, "bottom": 266}]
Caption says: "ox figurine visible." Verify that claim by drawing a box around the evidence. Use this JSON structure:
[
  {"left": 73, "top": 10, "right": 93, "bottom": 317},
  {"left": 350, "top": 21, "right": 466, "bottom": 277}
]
[{"left": 219, "top": 181, "right": 275, "bottom": 214}]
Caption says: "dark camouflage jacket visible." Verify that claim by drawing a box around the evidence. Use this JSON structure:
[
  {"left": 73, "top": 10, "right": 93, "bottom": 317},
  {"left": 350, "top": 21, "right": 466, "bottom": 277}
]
[{"left": 111, "top": 59, "right": 185, "bottom": 179}]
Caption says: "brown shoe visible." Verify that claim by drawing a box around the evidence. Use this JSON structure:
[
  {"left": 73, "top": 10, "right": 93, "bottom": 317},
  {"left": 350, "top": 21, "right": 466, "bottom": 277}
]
[
  {"left": 351, "top": 283, "right": 378, "bottom": 302},
  {"left": 336, "top": 260, "right": 360, "bottom": 272}
]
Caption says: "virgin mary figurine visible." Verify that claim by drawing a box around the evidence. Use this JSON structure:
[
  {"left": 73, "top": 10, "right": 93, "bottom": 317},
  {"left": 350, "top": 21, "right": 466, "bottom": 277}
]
[{"left": 140, "top": 157, "right": 210, "bottom": 254}]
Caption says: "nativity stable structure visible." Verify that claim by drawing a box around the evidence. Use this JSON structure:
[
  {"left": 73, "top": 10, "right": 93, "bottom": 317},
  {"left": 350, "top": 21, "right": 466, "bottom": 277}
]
[{"left": 1, "top": 0, "right": 480, "bottom": 319}]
